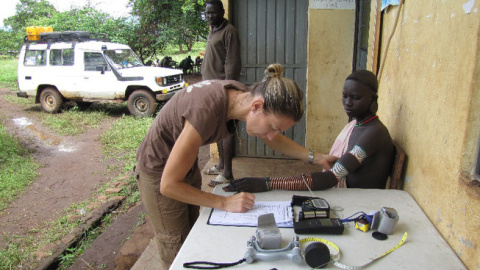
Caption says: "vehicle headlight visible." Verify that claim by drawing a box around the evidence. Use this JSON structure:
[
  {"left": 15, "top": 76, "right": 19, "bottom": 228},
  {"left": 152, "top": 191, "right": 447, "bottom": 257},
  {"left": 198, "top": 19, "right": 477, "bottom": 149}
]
[{"left": 155, "top": 77, "right": 165, "bottom": 86}]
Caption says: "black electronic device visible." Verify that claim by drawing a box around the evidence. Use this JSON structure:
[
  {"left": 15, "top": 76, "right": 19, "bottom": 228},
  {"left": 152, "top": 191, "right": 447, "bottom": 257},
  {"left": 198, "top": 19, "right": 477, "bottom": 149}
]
[
  {"left": 300, "top": 198, "right": 330, "bottom": 220},
  {"left": 291, "top": 195, "right": 330, "bottom": 220},
  {"left": 294, "top": 218, "right": 344, "bottom": 235}
]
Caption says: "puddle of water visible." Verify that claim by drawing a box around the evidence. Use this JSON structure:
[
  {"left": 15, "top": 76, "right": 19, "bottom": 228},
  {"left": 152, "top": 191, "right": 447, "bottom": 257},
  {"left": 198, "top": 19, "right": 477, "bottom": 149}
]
[
  {"left": 26, "top": 125, "right": 62, "bottom": 145},
  {"left": 13, "top": 116, "right": 65, "bottom": 148},
  {"left": 13, "top": 117, "right": 33, "bottom": 127},
  {"left": 58, "top": 144, "right": 77, "bottom": 152}
]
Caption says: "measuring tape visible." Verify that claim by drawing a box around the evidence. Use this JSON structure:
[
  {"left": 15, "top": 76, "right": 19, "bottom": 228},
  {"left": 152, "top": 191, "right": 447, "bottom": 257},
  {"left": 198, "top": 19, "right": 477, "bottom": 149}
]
[{"left": 301, "top": 232, "right": 408, "bottom": 269}]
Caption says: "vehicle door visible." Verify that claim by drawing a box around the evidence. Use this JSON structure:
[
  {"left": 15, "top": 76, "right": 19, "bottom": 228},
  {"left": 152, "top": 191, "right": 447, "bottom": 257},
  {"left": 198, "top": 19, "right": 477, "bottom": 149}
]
[
  {"left": 76, "top": 51, "right": 120, "bottom": 99},
  {"left": 45, "top": 46, "right": 79, "bottom": 97}
]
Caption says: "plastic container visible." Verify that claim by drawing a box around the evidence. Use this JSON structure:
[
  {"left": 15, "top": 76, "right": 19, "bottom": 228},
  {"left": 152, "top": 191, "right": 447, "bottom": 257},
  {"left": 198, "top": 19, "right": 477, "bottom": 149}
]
[{"left": 26, "top": 26, "right": 53, "bottom": 41}]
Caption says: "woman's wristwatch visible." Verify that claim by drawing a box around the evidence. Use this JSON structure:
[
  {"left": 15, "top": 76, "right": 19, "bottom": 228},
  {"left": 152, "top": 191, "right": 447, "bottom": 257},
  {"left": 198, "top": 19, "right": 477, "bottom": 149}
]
[{"left": 308, "top": 149, "right": 314, "bottom": 164}]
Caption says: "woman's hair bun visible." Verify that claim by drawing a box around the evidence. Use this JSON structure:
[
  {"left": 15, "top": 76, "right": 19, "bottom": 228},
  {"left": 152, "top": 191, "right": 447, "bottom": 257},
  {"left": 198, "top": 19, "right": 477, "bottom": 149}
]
[{"left": 264, "top": 63, "right": 284, "bottom": 79}]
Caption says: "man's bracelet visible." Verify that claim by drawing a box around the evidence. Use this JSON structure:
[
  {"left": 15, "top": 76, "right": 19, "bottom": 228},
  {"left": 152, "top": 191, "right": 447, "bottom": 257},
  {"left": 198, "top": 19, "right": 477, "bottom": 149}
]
[
  {"left": 266, "top": 178, "right": 271, "bottom": 191},
  {"left": 308, "top": 149, "right": 314, "bottom": 164}
]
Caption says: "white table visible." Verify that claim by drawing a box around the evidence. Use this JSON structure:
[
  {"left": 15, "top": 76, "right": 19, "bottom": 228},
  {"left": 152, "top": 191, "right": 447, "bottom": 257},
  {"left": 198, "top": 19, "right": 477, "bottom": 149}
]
[{"left": 170, "top": 187, "right": 466, "bottom": 269}]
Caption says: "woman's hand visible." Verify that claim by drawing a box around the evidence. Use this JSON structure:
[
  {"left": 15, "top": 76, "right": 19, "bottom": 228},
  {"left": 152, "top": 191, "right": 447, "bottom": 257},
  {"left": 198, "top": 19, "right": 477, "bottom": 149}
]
[
  {"left": 223, "top": 177, "right": 270, "bottom": 193},
  {"left": 223, "top": 192, "right": 256, "bottom": 212}
]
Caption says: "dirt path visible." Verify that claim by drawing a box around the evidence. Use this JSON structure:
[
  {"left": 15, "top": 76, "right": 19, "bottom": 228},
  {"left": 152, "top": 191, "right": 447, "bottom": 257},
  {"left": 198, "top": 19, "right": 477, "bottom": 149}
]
[
  {"left": 0, "top": 89, "right": 120, "bottom": 251},
  {"left": 0, "top": 74, "right": 208, "bottom": 269}
]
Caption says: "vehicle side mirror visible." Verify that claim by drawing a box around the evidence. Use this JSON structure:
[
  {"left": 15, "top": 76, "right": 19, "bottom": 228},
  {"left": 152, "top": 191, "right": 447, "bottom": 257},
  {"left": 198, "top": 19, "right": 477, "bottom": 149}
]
[{"left": 96, "top": 66, "right": 106, "bottom": 74}]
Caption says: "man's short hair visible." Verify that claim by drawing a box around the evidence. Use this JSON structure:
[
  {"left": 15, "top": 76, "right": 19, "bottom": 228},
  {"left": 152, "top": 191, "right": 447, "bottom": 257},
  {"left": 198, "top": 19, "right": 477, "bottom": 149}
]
[{"left": 206, "top": 0, "right": 224, "bottom": 12}]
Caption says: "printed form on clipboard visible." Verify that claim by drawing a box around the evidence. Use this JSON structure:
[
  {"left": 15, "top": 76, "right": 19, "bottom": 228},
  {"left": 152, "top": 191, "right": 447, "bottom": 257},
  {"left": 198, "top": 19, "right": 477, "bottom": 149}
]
[{"left": 207, "top": 201, "right": 293, "bottom": 228}]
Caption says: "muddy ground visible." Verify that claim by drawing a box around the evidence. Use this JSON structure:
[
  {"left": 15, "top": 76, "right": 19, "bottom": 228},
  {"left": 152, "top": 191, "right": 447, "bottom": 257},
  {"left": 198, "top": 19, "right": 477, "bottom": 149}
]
[{"left": 0, "top": 74, "right": 208, "bottom": 269}]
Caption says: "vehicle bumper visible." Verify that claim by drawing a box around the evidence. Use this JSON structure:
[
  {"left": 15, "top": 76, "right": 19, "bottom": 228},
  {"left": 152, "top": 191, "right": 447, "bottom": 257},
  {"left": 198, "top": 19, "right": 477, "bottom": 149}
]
[
  {"left": 17, "top": 91, "right": 28, "bottom": 98},
  {"left": 156, "top": 90, "right": 179, "bottom": 101},
  {"left": 155, "top": 83, "right": 184, "bottom": 101}
]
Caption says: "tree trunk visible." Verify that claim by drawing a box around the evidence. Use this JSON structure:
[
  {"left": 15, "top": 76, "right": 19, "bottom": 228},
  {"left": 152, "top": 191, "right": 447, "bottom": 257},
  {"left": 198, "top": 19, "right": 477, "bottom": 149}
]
[{"left": 178, "top": 44, "right": 184, "bottom": 54}]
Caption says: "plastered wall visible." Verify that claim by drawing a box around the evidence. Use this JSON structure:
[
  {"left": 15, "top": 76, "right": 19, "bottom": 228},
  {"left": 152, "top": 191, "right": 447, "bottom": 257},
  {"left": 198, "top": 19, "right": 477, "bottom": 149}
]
[
  {"left": 306, "top": 9, "right": 356, "bottom": 152},
  {"left": 223, "top": 1, "right": 478, "bottom": 267},
  {"left": 365, "top": 1, "right": 479, "bottom": 268},
  {"left": 306, "top": 1, "right": 479, "bottom": 268}
]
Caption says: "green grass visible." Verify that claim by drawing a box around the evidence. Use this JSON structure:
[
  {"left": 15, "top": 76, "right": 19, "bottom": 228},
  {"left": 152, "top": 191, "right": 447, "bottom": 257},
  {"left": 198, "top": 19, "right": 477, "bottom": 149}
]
[
  {"left": 101, "top": 115, "right": 154, "bottom": 169},
  {"left": 58, "top": 213, "right": 113, "bottom": 269},
  {"left": 0, "top": 59, "right": 18, "bottom": 90},
  {"left": 0, "top": 122, "right": 39, "bottom": 212},
  {"left": 41, "top": 108, "right": 108, "bottom": 136},
  {"left": 0, "top": 234, "right": 37, "bottom": 270},
  {"left": 1, "top": 93, "right": 36, "bottom": 106},
  {"left": 0, "top": 117, "right": 40, "bottom": 269}
]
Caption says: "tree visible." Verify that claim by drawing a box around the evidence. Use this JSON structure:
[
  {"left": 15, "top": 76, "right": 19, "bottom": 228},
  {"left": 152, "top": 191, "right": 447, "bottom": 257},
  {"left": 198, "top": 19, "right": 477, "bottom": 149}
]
[
  {"left": 130, "top": 0, "right": 208, "bottom": 55},
  {"left": 0, "top": 0, "right": 139, "bottom": 59},
  {"left": 32, "top": 6, "right": 146, "bottom": 60},
  {"left": 3, "top": 0, "right": 57, "bottom": 32},
  {"left": 0, "top": 0, "right": 57, "bottom": 54},
  {"left": 0, "top": 30, "right": 24, "bottom": 55},
  {"left": 33, "top": 5, "right": 131, "bottom": 41},
  {"left": 0, "top": 0, "right": 208, "bottom": 61}
]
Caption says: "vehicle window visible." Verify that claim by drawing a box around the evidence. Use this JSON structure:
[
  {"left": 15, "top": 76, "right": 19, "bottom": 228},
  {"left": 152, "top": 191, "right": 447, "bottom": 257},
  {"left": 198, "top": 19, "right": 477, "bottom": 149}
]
[
  {"left": 24, "top": 50, "right": 46, "bottom": 66},
  {"left": 104, "top": 49, "right": 143, "bottom": 69},
  {"left": 84, "top": 52, "right": 109, "bottom": 71},
  {"left": 50, "top": 49, "right": 74, "bottom": 66}
]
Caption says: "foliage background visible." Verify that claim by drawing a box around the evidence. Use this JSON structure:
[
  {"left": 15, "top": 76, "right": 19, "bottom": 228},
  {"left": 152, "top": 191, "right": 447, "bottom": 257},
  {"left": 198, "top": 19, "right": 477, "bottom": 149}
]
[{"left": 0, "top": 0, "right": 209, "bottom": 62}]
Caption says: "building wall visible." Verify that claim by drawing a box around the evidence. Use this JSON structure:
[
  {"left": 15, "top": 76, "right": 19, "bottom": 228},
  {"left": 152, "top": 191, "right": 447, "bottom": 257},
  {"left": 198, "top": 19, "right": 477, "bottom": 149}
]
[
  {"left": 365, "top": 1, "right": 479, "bottom": 268},
  {"left": 224, "top": 1, "right": 478, "bottom": 267},
  {"left": 306, "top": 1, "right": 479, "bottom": 268},
  {"left": 306, "top": 9, "right": 356, "bottom": 152}
]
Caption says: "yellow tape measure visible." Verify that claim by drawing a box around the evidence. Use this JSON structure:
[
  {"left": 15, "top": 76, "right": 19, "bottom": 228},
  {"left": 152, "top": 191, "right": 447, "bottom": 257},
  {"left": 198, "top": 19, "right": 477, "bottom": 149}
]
[
  {"left": 301, "top": 232, "right": 408, "bottom": 269},
  {"left": 373, "top": 232, "right": 408, "bottom": 260}
]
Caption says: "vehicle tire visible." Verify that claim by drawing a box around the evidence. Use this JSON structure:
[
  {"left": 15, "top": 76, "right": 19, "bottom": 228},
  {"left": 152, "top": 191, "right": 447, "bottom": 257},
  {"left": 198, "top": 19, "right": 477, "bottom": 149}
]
[
  {"left": 40, "top": 87, "right": 64, "bottom": 113},
  {"left": 127, "top": 90, "right": 156, "bottom": 117}
]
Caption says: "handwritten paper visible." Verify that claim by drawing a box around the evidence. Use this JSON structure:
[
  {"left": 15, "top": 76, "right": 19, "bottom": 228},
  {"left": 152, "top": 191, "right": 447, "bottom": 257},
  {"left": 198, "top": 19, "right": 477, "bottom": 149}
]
[{"left": 207, "top": 201, "right": 293, "bottom": 228}]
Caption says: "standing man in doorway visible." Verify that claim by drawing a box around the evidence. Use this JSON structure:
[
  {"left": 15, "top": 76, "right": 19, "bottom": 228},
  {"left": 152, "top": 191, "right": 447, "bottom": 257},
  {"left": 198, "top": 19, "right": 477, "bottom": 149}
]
[{"left": 201, "top": 0, "right": 242, "bottom": 187}]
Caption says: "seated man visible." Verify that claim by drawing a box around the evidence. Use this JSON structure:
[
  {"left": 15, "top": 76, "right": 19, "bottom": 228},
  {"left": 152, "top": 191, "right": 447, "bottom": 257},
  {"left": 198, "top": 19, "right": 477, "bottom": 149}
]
[
  {"left": 223, "top": 70, "right": 394, "bottom": 192},
  {"left": 159, "top": 56, "right": 169, "bottom": 67},
  {"left": 178, "top": 56, "right": 194, "bottom": 74}
]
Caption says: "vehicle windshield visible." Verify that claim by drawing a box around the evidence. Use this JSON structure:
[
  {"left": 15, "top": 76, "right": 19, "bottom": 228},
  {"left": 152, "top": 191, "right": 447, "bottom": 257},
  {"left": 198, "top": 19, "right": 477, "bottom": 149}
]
[{"left": 104, "top": 49, "right": 143, "bottom": 69}]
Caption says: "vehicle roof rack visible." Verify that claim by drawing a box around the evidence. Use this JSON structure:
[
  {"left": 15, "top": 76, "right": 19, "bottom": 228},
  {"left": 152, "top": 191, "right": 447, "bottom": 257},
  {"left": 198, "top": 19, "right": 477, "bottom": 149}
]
[{"left": 24, "top": 31, "right": 108, "bottom": 44}]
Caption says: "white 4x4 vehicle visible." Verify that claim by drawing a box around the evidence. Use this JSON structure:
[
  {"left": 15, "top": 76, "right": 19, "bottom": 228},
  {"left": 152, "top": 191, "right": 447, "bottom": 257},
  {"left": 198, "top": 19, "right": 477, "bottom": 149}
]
[{"left": 17, "top": 31, "right": 185, "bottom": 117}]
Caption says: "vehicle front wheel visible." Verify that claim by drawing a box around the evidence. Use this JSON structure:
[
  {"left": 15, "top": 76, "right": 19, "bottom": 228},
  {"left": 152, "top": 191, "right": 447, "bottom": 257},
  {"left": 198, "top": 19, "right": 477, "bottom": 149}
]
[
  {"left": 40, "top": 87, "right": 64, "bottom": 113},
  {"left": 127, "top": 90, "right": 156, "bottom": 117}
]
